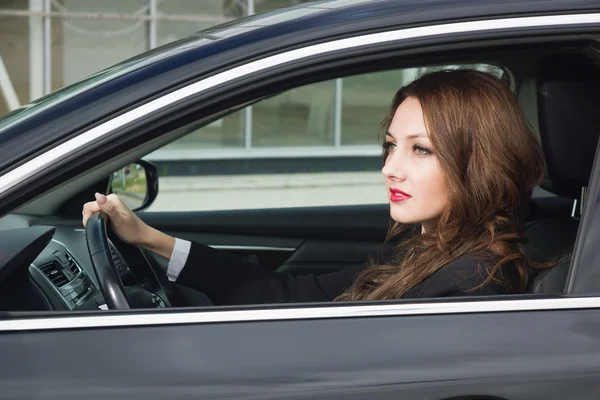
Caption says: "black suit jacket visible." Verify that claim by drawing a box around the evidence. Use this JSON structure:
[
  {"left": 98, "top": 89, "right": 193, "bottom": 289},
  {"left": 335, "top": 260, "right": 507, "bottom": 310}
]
[{"left": 174, "top": 241, "right": 515, "bottom": 306}]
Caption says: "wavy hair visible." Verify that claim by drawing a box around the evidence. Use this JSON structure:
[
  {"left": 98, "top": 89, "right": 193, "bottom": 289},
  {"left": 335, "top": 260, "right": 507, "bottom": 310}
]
[{"left": 337, "top": 69, "right": 546, "bottom": 301}]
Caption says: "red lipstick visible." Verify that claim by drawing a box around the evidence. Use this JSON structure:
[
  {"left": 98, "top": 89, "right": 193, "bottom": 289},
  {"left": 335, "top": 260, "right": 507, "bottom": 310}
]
[{"left": 389, "top": 188, "right": 411, "bottom": 203}]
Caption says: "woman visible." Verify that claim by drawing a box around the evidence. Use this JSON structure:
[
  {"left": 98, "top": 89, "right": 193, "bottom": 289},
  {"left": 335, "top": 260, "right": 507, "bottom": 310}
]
[{"left": 82, "top": 69, "right": 546, "bottom": 305}]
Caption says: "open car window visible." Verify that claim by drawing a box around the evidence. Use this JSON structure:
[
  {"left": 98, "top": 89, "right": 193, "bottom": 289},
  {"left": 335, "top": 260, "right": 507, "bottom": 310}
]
[{"left": 141, "top": 64, "right": 505, "bottom": 212}]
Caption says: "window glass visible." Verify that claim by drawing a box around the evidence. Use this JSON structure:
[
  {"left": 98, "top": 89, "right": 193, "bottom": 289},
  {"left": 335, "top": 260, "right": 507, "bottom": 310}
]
[
  {"left": 156, "top": 1, "right": 240, "bottom": 47},
  {"left": 341, "top": 69, "right": 409, "bottom": 146},
  {"left": 145, "top": 64, "right": 505, "bottom": 212},
  {"left": 51, "top": 0, "right": 148, "bottom": 89},
  {"left": 252, "top": 80, "right": 336, "bottom": 147},
  {"left": 160, "top": 112, "right": 245, "bottom": 151},
  {"left": 342, "top": 65, "right": 504, "bottom": 145},
  {"left": 0, "top": 0, "right": 30, "bottom": 115},
  {"left": 255, "top": 0, "right": 314, "bottom": 13}
]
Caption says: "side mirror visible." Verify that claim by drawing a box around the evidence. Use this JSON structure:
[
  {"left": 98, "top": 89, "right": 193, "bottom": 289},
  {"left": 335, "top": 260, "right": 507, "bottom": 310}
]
[{"left": 109, "top": 160, "right": 158, "bottom": 211}]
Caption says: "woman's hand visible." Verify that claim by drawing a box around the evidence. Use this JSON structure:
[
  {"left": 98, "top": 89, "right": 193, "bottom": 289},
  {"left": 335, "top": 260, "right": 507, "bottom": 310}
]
[
  {"left": 82, "top": 193, "right": 176, "bottom": 260},
  {"left": 82, "top": 193, "right": 148, "bottom": 245}
]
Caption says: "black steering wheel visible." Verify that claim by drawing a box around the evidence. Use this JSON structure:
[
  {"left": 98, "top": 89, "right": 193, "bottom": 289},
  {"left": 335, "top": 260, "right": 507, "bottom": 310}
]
[{"left": 85, "top": 212, "right": 172, "bottom": 310}]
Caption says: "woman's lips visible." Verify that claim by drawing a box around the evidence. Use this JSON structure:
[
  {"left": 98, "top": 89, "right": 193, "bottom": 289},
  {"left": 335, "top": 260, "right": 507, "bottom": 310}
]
[{"left": 389, "top": 188, "right": 411, "bottom": 203}]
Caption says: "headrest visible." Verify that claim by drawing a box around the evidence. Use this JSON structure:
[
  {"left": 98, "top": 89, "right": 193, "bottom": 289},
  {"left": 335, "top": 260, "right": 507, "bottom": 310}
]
[{"left": 537, "top": 56, "right": 600, "bottom": 199}]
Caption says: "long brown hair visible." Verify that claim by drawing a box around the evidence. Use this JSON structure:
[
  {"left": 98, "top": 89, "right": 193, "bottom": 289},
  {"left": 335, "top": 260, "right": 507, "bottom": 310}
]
[{"left": 337, "top": 69, "right": 546, "bottom": 301}]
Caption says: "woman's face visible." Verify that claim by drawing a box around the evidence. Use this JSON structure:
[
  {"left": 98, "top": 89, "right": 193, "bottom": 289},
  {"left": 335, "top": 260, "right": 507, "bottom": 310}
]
[{"left": 381, "top": 96, "right": 448, "bottom": 232}]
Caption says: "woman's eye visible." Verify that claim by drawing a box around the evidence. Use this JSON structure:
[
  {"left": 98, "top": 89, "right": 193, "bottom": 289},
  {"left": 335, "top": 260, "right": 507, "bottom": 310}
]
[
  {"left": 383, "top": 142, "right": 397, "bottom": 152},
  {"left": 412, "top": 144, "right": 432, "bottom": 156}
]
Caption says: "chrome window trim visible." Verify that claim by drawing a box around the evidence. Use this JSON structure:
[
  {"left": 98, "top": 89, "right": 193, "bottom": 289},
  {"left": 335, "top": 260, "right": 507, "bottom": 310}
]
[
  {"left": 210, "top": 245, "right": 296, "bottom": 252},
  {"left": 2, "top": 13, "right": 600, "bottom": 194},
  {"left": 0, "top": 297, "right": 599, "bottom": 332}
]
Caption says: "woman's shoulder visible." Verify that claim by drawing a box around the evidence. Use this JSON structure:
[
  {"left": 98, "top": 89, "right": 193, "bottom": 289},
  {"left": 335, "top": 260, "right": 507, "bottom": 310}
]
[{"left": 404, "top": 254, "right": 513, "bottom": 299}]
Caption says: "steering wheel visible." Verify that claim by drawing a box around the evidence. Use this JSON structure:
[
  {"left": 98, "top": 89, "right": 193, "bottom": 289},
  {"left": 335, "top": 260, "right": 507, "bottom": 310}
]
[{"left": 85, "top": 212, "right": 171, "bottom": 310}]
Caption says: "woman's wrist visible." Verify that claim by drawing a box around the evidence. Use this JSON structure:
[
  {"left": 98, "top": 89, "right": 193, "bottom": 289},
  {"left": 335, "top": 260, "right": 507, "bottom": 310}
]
[{"left": 137, "top": 224, "right": 176, "bottom": 260}]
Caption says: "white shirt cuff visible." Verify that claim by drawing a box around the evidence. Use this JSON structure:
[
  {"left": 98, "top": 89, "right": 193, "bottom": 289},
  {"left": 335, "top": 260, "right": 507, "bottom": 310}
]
[{"left": 166, "top": 238, "right": 191, "bottom": 282}]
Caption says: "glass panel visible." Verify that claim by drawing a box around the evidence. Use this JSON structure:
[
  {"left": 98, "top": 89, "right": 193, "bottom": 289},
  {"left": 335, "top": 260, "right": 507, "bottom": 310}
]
[
  {"left": 161, "top": 111, "right": 245, "bottom": 150},
  {"left": 0, "top": 0, "right": 26, "bottom": 8},
  {"left": 252, "top": 80, "right": 335, "bottom": 147},
  {"left": 0, "top": 0, "right": 30, "bottom": 116},
  {"left": 0, "top": 96, "right": 6, "bottom": 117},
  {"left": 156, "top": 0, "right": 241, "bottom": 47},
  {"left": 255, "top": 0, "right": 314, "bottom": 13},
  {"left": 341, "top": 65, "right": 505, "bottom": 145},
  {"left": 51, "top": 0, "right": 148, "bottom": 89},
  {"left": 341, "top": 69, "right": 410, "bottom": 146}
]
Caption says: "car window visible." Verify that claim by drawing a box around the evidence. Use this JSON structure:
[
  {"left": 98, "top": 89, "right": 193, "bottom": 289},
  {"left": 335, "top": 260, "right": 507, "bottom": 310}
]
[
  {"left": 143, "top": 64, "right": 505, "bottom": 212},
  {"left": 0, "top": 36, "right": 207, "bottom": 134}
]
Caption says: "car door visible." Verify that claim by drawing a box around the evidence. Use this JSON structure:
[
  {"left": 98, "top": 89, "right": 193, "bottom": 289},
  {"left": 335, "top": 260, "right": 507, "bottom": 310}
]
[
  {"left": 3, "top": 10, "right": 600, "bottom": 400},
  {"left": 2, "top": 299, "right": 600, "bottom": 400}
]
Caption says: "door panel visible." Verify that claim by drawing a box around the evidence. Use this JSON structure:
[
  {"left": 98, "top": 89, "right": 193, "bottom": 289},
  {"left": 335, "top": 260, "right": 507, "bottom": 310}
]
[
  {"left": 1, "top": 308, "right": 598, "bottom": 399},
  {"left": 278, "top": 239, "right": 394, "bottom": 275},
  {"left": 140, "top": 204, "right": 390, "bottom": 241},
  {"left": 140, "top": 204, "right": 391, "bottom": 274}
]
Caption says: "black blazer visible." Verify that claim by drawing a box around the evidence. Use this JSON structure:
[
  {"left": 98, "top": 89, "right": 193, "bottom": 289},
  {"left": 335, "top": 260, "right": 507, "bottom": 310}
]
[{"left": 174, "top": 241, "right": 516, "bottom": 306}]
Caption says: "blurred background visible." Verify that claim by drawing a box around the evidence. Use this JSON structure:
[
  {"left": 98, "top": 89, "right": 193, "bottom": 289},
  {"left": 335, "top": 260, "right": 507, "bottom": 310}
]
[{"left": 0, "top": 0, "right": 319, "bottom": 116}]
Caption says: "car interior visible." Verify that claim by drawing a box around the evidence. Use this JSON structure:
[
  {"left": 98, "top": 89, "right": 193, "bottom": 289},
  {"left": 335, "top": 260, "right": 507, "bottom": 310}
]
[{"left": 0, "top": 43, "right": 599, "bottom": 312}]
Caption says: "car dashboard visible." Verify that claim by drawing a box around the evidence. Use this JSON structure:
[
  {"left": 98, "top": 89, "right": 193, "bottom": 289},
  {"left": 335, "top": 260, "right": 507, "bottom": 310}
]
[
  {"left": 0, "top": 213, "right": 111, "bottom": 312},
  {"left": 30, "top": 238, "right": 97, "bottom": 310}
]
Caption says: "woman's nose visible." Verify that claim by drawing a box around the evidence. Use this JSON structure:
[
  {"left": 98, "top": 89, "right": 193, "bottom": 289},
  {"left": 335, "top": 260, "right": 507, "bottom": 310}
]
[
  {"left": 381, "top": 163, "right": 394, "bottom": 179},
  {"left": 382, "top": 154, "right": 405, "bottom": 180}
]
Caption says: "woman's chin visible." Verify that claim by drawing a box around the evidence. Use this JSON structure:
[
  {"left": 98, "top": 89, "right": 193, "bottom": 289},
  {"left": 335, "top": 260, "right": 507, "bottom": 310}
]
[{"left": 389, "top": 212, "right": 416, "bottom": 225}]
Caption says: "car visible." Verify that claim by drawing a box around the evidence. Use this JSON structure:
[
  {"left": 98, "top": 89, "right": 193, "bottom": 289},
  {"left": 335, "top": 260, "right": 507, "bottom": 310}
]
[{"left": 1, "top": 0, "right": 600, "bottom": 398}]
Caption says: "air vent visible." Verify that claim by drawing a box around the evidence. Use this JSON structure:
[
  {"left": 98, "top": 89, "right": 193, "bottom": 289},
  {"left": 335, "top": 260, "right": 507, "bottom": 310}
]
[
  {"left": 67, "top": 255, "right": 80, "bottom": 276},
  {"left": 69, "top": 262, "right": 79, "bottom": 275},
  {"left": 38, "top": 261, "right": 69, "bottom": 287}
]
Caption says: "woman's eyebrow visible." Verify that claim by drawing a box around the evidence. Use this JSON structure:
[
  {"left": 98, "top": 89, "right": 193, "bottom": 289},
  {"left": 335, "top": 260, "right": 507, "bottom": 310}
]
[
  {"left": 406, "top": 133, "right": 428, "bottom": 139},
  {"left": 387, "top": 132, "right": 428, "bottom": 140}
]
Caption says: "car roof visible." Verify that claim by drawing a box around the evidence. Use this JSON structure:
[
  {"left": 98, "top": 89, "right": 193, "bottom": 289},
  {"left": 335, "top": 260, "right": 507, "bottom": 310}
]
[{"left": 0, "top": 0, "right": 598, "bottom": 171}]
